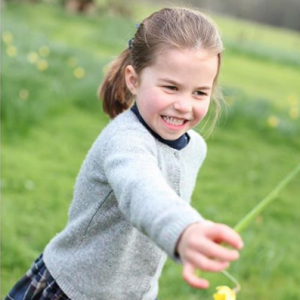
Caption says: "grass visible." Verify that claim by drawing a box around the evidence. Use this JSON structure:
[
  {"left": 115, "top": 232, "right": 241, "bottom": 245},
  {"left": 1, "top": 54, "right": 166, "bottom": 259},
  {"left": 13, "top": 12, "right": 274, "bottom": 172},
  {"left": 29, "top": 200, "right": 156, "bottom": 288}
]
[
  {"left": 220, "top": 52, "right": 300, "bottom": 110},
  {"left": 215, "top": 14, "right": 300, "bottom": 66},
  {"left": 1, "top": 2, "right": 300, "bottom": 300}
]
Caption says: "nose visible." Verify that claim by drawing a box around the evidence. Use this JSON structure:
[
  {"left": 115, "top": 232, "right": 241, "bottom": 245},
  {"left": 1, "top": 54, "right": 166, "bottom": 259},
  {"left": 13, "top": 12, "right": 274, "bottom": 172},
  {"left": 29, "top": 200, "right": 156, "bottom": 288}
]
[{"left": 173, "top": 97, "right": 192, "bottom": 114}]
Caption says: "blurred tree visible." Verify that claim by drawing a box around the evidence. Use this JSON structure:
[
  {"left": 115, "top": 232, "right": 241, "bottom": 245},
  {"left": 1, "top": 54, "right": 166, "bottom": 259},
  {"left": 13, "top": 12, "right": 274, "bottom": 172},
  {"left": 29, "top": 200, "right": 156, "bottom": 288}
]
[
  {"left": 95, "top": 0, "right": 132, "bottom": 17},
  {"left": 62, "top": 0, "right": 132, "bottom": 17},
  {"left": 64, "top": 0, "right": 96, "bottom": 14}
]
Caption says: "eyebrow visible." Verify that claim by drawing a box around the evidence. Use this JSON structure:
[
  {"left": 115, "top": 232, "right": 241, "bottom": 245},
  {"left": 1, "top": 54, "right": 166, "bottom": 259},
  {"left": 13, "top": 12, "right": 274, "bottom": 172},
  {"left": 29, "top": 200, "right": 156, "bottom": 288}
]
[{"left": 160, "top": 78, "right": 212, "bottom": 90}]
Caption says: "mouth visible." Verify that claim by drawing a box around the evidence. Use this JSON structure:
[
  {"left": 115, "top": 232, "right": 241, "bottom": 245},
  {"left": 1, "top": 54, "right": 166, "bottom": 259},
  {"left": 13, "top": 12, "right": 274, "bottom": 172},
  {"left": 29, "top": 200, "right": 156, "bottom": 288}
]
[{"left": 161, "top": 115, "right": 188, "bottom": 126}]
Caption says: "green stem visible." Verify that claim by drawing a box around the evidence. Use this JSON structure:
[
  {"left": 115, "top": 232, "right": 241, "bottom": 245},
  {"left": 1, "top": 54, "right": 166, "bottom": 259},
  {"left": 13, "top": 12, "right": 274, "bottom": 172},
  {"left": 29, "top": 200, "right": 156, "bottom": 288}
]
[
  {"left": 234, "top": 164, "right": 300, "bottom": 233},
  {"left": 221, "top": 270, "right": 241, "bottom": 293},
  {"left": 197, "top": 164, "right": 300, "bottom": 292}
]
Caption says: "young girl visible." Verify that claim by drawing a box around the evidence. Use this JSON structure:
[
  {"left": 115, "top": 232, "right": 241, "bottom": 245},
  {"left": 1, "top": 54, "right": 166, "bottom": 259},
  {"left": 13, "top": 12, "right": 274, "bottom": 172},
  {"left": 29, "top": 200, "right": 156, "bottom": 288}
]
[{"left": 6, "top": 7, "right": 243, "bottom": 300}]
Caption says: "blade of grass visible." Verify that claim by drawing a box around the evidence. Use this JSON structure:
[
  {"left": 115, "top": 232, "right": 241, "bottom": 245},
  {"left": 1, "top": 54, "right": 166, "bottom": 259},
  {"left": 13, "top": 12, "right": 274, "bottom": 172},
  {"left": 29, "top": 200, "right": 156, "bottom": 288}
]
[{"left": 234, "top": 163, "right": 300, "bottom": 233}]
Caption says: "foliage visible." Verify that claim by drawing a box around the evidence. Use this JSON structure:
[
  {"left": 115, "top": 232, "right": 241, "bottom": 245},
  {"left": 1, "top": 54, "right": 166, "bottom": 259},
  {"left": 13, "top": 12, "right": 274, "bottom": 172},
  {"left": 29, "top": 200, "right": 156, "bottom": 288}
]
[{"left": 95, "top": 0, "right": 133, "bottom": 18}]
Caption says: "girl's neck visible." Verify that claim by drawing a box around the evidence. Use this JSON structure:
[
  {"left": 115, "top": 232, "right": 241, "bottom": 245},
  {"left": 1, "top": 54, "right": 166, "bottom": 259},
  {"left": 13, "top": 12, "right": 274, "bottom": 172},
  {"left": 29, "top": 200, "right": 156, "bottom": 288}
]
[{"left": 130, "top": 104, "right": 189, "bottom": 150}]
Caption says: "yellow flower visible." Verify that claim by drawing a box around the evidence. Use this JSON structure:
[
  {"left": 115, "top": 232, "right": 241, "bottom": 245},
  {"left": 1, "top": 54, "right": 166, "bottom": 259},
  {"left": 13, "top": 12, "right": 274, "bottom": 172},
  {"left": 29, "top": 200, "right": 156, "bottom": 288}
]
[
  {"left": 2, "top": 31, "right": 14, "bottom": 45},
  {"left": 38, "top": 46, "right": 50, "bottom": 57},
  {"left": 6, "top": 45, "right": 17, "bottom": 57},
  {"left": 289, "top": 107, "right": 299, "bottom": 120},
  {"left": 267, "top": 115, "right": 280, "bottom": 128},
  {"left": 67, "top": 57, "right": 78, "bottom": 67},
  {"left": 73, "top": 67, "right": 85, "bottom": 79},
  {"left": 27, "top": 52, "right": 39, "bottom": 63},
  {"left": 287, "top": 94, "right": 298, "bottom": 107},
  {"left": 213, "top": 286, "right": 236, "bottom": 300},
  {"left": 19, "top": 89, "right": 29, "bottom": 100},
  {"left": 37, "top": 59, "right": 49, "bottom": 71}
]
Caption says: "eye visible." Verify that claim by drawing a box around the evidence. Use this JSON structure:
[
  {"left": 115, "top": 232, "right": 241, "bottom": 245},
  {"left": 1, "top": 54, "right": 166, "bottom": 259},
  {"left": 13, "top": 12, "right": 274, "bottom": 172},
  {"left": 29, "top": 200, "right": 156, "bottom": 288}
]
[
  {"left": 194, "top": 90, "right": 208, "bottom": 97},
  {"left": 164, "top": 85, "right": 178, "bottom": 91}
]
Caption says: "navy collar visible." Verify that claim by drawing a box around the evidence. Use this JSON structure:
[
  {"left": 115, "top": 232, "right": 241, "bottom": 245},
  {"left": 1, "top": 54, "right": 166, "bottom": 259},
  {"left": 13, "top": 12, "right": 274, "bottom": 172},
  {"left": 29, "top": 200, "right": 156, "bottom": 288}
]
[{"left": 131, "top": 104, "right": 189, "bottom": 150}]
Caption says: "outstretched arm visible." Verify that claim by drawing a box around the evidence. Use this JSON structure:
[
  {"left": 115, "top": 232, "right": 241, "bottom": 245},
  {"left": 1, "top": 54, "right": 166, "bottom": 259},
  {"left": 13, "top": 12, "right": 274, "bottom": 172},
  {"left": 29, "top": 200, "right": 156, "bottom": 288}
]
[
  {"left": 176, "top": 221, "right": 244, "bottom": 289},
  {"left": 101, "top": 128, "right": 203, "bottom": 259}
]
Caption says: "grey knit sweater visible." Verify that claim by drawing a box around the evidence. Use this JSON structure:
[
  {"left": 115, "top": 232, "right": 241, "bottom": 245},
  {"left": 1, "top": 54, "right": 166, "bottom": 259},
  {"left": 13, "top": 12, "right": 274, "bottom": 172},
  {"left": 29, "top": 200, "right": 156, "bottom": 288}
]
[{"left": 44, "top": 110, "right": 206, "bottom": 300}]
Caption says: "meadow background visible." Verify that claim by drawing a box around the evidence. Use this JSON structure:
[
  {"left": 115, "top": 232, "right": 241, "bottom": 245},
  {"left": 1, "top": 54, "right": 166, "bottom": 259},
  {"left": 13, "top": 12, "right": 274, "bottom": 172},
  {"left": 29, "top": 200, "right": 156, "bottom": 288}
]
[{"left": 1, "top": 1, "right": 300, "bottom": 300}]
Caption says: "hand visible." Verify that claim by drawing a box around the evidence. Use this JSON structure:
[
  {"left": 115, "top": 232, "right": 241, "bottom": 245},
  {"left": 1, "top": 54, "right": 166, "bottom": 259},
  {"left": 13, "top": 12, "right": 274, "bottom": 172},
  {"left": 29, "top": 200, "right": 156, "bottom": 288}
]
[{"left": 176, "top": 221, "right": 244, "bottom": 289}]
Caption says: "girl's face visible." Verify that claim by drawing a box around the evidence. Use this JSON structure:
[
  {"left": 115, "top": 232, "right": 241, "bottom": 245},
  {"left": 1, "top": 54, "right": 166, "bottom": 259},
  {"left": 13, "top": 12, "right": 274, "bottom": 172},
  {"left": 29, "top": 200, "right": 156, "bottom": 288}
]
[{"left": 125, "top": 48, "right": 218, "bottom": 140}]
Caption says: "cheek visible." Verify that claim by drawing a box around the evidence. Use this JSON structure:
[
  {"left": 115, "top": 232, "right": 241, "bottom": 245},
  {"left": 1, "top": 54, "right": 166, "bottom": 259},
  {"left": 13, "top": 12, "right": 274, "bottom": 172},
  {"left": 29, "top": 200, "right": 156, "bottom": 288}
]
[
  {"left": 195, "top": 103, "right": 210, "bottom": 121},
  {"left": 141, "top": 90, "right": 164, "bottom": 111},
  {"left": 136, "top": 91, "right": 160, "bottom": 121}
]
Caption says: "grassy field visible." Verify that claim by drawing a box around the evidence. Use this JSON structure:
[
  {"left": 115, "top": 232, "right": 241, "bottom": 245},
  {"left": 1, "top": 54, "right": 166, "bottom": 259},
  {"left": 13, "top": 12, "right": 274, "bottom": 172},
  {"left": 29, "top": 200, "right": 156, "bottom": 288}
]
[{"left": 2, "top": 2, "right": 300, "bottom": 300}]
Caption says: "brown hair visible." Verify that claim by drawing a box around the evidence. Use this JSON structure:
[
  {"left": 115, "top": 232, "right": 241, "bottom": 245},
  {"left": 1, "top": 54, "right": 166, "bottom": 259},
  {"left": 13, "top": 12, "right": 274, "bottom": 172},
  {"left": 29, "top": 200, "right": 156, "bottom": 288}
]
[{"left": 99, "top": 7, "right": 224, "bottom": 130}]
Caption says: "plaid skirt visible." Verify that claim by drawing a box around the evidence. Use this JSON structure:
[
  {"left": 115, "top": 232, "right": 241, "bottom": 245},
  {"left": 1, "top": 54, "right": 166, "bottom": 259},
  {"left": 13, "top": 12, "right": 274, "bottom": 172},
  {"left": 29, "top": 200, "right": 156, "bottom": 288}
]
[
  {"left": 5, "top": 254, "right": 71, "bottom": 300},
  {"left": 6, "top": 254, "right": 160, "bottom": 300}
]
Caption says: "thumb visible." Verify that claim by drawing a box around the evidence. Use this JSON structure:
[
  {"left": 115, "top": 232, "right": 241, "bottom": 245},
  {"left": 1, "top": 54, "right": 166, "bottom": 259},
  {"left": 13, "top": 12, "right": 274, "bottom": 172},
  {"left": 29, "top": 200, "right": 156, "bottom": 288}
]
[{"left": 182, "top": 262, "right": 210, "bottom": 289}]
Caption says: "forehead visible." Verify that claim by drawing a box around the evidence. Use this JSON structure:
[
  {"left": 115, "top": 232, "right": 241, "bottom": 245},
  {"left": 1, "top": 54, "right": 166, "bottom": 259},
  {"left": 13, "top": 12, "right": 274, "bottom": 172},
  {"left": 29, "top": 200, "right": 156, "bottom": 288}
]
[{"left": 144, "top": 48, "right": 219, "bottom": 84}]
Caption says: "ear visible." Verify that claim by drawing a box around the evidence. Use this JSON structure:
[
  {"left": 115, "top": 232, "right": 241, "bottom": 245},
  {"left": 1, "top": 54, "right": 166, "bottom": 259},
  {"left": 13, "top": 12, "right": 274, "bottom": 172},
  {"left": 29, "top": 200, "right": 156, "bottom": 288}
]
[{"left": 125, "top": 65, "right": 139, "bottom": 95}]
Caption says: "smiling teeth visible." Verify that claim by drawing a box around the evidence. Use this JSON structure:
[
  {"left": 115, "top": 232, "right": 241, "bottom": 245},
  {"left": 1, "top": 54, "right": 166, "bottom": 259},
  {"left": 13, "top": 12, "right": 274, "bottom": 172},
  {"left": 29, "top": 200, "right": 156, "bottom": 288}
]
[{"left": 163, "top": 116, "right": 185, "bottom": 126}]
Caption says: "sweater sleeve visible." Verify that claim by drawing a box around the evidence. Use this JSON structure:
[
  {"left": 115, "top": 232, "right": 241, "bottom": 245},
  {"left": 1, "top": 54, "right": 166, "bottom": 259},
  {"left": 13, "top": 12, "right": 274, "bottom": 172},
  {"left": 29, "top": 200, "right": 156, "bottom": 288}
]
[{"left": 101, "top": 127, "right": 204, "bottom": 260}]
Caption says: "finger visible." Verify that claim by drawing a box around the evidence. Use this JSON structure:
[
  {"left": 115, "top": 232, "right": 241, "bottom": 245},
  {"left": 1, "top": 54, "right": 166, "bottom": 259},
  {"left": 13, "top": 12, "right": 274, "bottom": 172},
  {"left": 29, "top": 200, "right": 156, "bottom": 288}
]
[
  {"left": 197, "top": 239, "right": 240, "bottom": 261},
  {"left": 182, "top": 263, "right": 209, "bottom": 289},
  {"left": 206, "top": 224, "right": 244, "bottom": 250},
  {"left": 185, "top": 252, "right": 229, "bottom": 272}
]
